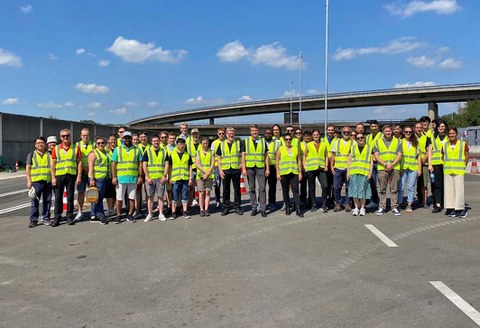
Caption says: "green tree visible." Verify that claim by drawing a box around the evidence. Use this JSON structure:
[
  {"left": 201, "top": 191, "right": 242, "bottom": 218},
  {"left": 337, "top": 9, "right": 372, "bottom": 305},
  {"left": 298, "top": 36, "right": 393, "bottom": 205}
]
[
  {"left": 80, "top": 120, "right": 96, "bottom": 124},
  {"left": 440, "top": 100, "right": 480, "bottom": 127}
]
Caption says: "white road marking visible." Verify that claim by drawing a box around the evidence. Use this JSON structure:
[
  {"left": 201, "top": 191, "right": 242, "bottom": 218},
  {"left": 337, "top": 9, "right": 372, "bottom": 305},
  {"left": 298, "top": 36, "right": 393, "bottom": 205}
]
[
  {"left": 430, "top": 281, "right": 480, "bottom": 326},
  {"left": 0, "top": 203, "right": 31, "bottom": 215},
  {"left": 0, "top": 173, "right": 26, "bottom": 181},
  {"left": 364, "top": 224, "right": 398, "bottom": 247},
  {"left": 0, "top": 189, "right": 27, "bottom": 198}
]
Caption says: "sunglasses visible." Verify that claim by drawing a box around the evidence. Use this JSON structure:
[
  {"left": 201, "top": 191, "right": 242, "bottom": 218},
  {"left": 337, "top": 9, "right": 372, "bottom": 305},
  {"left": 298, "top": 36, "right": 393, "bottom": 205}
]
[
  {"left": 160, "top": 136, "right": 167, "bottom": 138},
  {"left": 342, "top": 131, "right": 350, "bottom": 135},
  {"left": 61, "top": 134, "right": 70, "bottom": 138},
  {"left": 405, "top": 131, "right": 413, "bottom": 134},
  {"left": 285, "top": 138, "right": 292, "bottom": 141},
  {"left": 118, "top": 130, "right": 125, "bottom": 133},
  {"left": 295, "top": 132, "right": 302, "bottom": 135},
  {"left": 356, "top": 136, "right": 365, "bottom": 140},
  {"left": 286, "top": 130, "right": 294, "bottom": 133},
  {"left": 218, "top": 133, "right": 225, "bottom": 135},
  {"left": 96, "top": 142, "right": 105, "bottom": 145}
]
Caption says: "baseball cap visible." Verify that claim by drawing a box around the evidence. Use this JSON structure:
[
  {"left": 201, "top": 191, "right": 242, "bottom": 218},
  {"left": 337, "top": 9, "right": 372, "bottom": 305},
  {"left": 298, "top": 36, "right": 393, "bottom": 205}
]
[
  {"left": 191, "top": 128, "right": 199, "bottom": 134},
  {"left": 123, "top": 131, "right": 132, "bottom": 137},
  {"left": 46, "top": 136, "right": 58, "bottom": 144}
]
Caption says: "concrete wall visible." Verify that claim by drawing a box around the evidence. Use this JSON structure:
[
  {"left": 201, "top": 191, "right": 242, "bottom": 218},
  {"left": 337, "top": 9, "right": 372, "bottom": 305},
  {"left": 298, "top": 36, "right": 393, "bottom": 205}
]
[{"left": 0, "top": 113, "right": 117, "bottom": 167}]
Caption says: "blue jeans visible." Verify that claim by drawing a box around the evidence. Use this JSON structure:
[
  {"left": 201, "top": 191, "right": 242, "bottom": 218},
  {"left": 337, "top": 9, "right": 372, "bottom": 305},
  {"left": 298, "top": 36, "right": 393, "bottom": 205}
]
[
  {"left": 91, "top": 178, "right": 106, "bottom": 218},
  {"left": 30, "top": 181, "right": 52, "bottom": 222},
  {"left": 333, "top": 169, "right": 351, "bottom": 206},
  {"left": 399, "top": 169, "right": 418, "bottom": 203},
  {"left": 173, "top": 180, "right": 189, "bottom": 203}
]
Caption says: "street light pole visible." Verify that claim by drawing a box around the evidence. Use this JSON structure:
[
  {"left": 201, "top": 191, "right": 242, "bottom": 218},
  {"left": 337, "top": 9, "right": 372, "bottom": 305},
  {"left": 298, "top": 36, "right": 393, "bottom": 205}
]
[
  {"left": 289, "top": 80, "right": 293, "bottom": 125},
  {"left": 324, "top": 0, "right": 329, "bottom": 133},
  {"left": 299, "top": 51, "right": 303, "bottom": 129}
]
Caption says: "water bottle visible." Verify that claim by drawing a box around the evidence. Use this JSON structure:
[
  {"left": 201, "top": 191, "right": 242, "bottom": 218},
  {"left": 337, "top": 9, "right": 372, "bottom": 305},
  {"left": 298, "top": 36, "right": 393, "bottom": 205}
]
[{"left": 430, "top": 172, "right": 435, "bottom": 184}]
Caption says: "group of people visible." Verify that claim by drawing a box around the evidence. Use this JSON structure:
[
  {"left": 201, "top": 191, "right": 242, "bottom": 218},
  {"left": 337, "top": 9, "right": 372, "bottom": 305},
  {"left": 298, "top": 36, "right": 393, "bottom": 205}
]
[{"left": 25, "top": 117, "right": 470, "bottom": 228}]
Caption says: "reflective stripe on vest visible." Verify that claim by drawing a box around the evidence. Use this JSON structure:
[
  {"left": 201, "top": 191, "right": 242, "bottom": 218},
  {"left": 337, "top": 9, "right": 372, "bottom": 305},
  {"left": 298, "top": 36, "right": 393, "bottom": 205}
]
[
  {"left": 212, "top": 139, "right": 222, "bottom": 167},
  {"left": 55, "top": 145, "right": 77, "bottom": 176},
  {"left": 117, "top": 146, "right": 139, "bottom": 177},
  {"left": 349, "top": 144, "right": 371, "bottom": 176},
  {"left": 305, "top": 142, "right": 327, "bottom": 171},
  {"left": 366, "top": 132, "right": 383, "bottom": 148},
  {"left": 93, "top": 149, "right": 109, "bottom": 179},
  {"left": 267, "top": 139, "right": 280, "bottom": 165},
  {"left": 220, "top": 141, "right": 240, "bottom": 170},
  {"left": 376, "top": 138, "right": 401, "bottom": 171},
  {"left": 322, "top": 136, "right": 337, "bottom": 159},
  {"left": 171, "top": 151, "right": 190, "bottom": 181},
  {"left": 76, "top": 141, "right": 94, "bottom": 171},
  {"left": 187, "top": 139, "right": 200, "bottom": 169},
  {"left": 147, "top": 148, "right": 166, "bottom": 179},
  {"left": 400, "top": 139, "right": 419, "bottom": 171},
  {"left": 198, "top": 149, "right": 214, "bottom": 179},
  {"left": 431, "top": 136, "right": 448, "bottom": 165},
  {"left": 244, "top": 137, "right": 265, "bottom": 168},
  {"left": 279, "top": 146, "right": 299, "bottom": 175},
  {"left": 333, "top": 139, "right": 352, "bottom": 169},
  {"left": 443, "top": 140, "right": 466, "bottom": 175},
  {"left": 31, "top": 151, "right": 51, "bottom": 182}
]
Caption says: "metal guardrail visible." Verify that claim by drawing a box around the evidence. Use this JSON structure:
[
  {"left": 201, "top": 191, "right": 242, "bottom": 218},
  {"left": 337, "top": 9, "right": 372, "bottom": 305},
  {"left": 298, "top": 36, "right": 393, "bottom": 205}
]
[{"left": 129, "top": 82, "right": 480, "bottom": 125}]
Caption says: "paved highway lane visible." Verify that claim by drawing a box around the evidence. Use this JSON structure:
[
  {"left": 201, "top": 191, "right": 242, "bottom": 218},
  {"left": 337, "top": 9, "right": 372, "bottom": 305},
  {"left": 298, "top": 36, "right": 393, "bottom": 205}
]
[{"left": 0, "top": 173, "right": 30, "bottom": 216}]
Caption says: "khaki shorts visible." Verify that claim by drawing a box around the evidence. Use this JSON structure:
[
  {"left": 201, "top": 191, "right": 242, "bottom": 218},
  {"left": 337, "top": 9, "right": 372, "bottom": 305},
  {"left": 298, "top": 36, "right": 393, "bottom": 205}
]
[
  {"left": 115, "top": 183, "right": 137, "bottom": 201},
  {"left": 197, "top": 179, "right": 213, "bottom": 192},
  {"left": 145, "top": 180, "right": 166, "bottom": 198}
]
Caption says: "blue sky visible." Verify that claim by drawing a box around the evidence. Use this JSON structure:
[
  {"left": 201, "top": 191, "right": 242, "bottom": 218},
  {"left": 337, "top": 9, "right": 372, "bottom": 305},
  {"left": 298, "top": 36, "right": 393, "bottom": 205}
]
[{"left": 0, "top": 0, "right": 478, "bottom": 125}]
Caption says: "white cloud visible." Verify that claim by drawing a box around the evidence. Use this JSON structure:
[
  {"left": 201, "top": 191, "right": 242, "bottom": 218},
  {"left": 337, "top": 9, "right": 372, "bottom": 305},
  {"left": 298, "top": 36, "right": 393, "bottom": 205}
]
[
  {"left": 124, "top": 101, "right": 138, "bottom": 107},
  {"left": 385, "top": 0, "right": 460, "bottom": 18},
  {"left": 184, "top": 97, "right": 224, "bottom": 106},
  {"left": 306, "top": 89, "right": 320, "bottom": 95},
  {"left": 107, "top": 36, "right": 187, "bottom": 63},
  {"left": 238, "top": 95, "right": 252, "bottom": 102},
  {"left": 87, "top": 102, "right": 101, "bottom": 108},
  {"left": 49, "top": 53, "right": 58, "bottom": 61},
  {"left": 217, "top": 41, "right": 249, "bottom": 62},
  {"left": 407, "top": 55, "right": 436, "bottom": 68},
  {"left": 20, "top": 5, "right": 32, "bottom": 13},
  {"left": 439, "top": 58, "right": 462, "bottom": 69},
  {"left": 37, "top": 101, "right": 63, "bottom": 109},
  {"left": 76, "top": 48, "right": 85, "bottom": 56},
  {"left": 0, "top": 48, "right": 22, "bottom": 67},
  {"left": 110, "top": 107, "right": 127, "bottom": 115},
  {"left": 75, "top": 83, "right": 110, "bottom": 94},
  {"left": 333, "top": 37, "right": 424, "bottom": 61},
  {"left": 99, "top": 59, "right": 110, "bottom": 67},
  {"left": 185, "top": 96, "right": 205, "bottom": 105},
  {"left": 283, "top": 90, "right": 299, "bottom": 98},
  {"left": 394, "top": 81, "right": 436, "bottom": 88},
  {"left": 147, "top": 101, "right": 158, "bottom": 107},
  {"left": 63, "top": 101, "right": 75, "bottom": 107},
  {"left": 87, "top": 112, "right": 96, "bottom": 117},
  {"left": 436, "top": 46, "right": 450, "bottom": 53},
  {"left": 2, "top": 98, "right": 19, "bottom": 105}
]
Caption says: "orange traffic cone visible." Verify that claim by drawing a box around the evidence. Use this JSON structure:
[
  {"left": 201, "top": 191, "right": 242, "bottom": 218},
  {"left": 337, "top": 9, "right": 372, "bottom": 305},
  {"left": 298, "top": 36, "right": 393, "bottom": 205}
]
[
  {"left": 240, "top": 174, "right": 247, "bottom": 194},
  {"left": 471, "top": 155, "right": 478, "bottom": 175},
  {"left": 194, "top": 181, "right": 199, "bottom": 199},
  {"left": 15, "top": 161, "right": 19, "bottom": 172},
  {"left": 63, "top": 191, "right": 68, "bottom": 212}
]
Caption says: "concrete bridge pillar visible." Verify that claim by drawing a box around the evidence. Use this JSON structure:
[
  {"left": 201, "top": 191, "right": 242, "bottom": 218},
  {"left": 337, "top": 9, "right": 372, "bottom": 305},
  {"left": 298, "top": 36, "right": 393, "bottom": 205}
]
[
  {"left": 428, "top": 102, "right": 438, "bottom": 121},
  {"left": 209, "top": 117, "right": 215, "bottom": 125}
]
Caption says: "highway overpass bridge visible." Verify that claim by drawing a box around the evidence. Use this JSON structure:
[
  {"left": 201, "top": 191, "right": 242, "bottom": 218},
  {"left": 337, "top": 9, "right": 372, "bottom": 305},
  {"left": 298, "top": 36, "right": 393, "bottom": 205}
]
[{"left": 129, "top": 83, "right": 480, "bottom": 130}]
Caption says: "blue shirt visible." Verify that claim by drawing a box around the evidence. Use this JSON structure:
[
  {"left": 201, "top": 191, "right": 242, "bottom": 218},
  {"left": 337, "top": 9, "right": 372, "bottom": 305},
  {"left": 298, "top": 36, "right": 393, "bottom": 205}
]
[{"left": 112, "top": 146, "right": 143, "bottom": 184}]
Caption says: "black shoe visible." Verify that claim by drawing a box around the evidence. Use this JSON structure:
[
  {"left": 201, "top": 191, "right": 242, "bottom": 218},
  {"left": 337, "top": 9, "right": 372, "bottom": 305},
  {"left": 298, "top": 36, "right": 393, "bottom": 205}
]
[
  {"left": 286, "top": 207, "right": 292, "bottom": 215},
  {"left": 221, "top": 208, "right": 229, "bottom": 216},
  {"left": 457, "top": 210, "right": 468, "bottom": 219},
  {"left": 51, "top": 218, "right": 60, "bottom": 227},
  {"left": 235, "top": 208, "right": 243, "bottom": 215},
  {"left": 115, "top": 216, "right": 121, "bottom": 224},
  {"left": 261, "top": 211, "right": 267, "bottom": 218},
  {"left": 320, "top": 205, "right": 328, "bottom": 213},
  {"left": 127, "top": 215, "right": 136, "bottom": 223},
  {"left": 445, "top": 208, "right": 453, "bottom": 216},
  {"left": 164, "top": 208, "right": 172, "bottom": 217},
  {"left": 171, "top": 212, "right": 178, "bottom": 220},
  {"left": 431, "top": 206, "right": 442, "bottom": 213},
  {"left": 296, "top": 208, "right": 304, "bottom": 217},
  {"left": 251, "top": 209, "right": 258, "bottom": 217},
  {"left": 100, "top": 217, "right": 108, "bottom": 225},
  {"left": 28, "top": 221, "right": 37, "bottom": 228},
  {"left": 66, "top": 217, "right": 75, "bottom": 225},
  {"left": 310, "top": 206, "right": 317, "bottom": 212}
]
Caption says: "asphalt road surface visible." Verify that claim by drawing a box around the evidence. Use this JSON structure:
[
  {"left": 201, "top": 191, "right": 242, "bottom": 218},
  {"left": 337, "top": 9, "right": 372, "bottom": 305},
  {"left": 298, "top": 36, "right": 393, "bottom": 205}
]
[{"left": 1, "top": 172, "right": 480, "bottom": 328}]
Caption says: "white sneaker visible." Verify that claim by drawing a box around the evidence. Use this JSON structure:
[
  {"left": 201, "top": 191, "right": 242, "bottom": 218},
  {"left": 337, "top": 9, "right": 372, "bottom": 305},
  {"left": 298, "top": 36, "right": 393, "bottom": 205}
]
[
  {"left": 392, "top": 208, "right": 401, "bottom": 216},
  {"left": 158, "top": 213, "right": 167, "bottom": 222},
  {"left": 359, "top": 208, "right": 366, "bottom": 216},
  {"left": 74, "top": 212, "right": 83, "bottom": 222},
  {"left": 144, "top": 214, "right": 153, "bottom": 222},
  {"left": 352, "top": 208, "right": 359, "bottom": 216}
]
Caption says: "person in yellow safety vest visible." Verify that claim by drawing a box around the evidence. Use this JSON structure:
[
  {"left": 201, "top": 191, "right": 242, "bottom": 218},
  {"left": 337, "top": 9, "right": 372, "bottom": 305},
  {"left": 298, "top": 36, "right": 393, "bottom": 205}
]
[
  {"left": 168, "top": 137, "right": 193, "bottom": 220},
  {"left": 331, "top": 126, "right": 354, "bottom": 213},
  {"left": 296, "top": 128, "right": 308, "bottom": 208},
  {"left": 159, "top": 131, "right": 169, "bottom": 150},
  {"left": 241, "top": 124, "right": 270, "bottom": 218},
  {"left": 365, "top": 120, "right": 383, "bottom": 208},
  {"left": 187, "top": 128, "right": 201, "bottom": 210},
  {"left": 134, "top": 131, "right": 150, "bottom": 218},
  {"left": 116, "top": 126, "right": 126, "bottom": 147},
  {"left": 428, "top": 120, "right": 449, "bottom": 213},
  {"left": 103, "top": 133, "right": 117, "bottom": 217},
  {"left": 272, "top": 124, "right": 283, "bottom": 142},
  {"left": 211, "top": 128, "right": 225, "bottom": 209},
  {"left": 164, "top": 132, "right": 177, "bottom": 217},
  {"left": 26, "top": 137, "right": 53, "bottom": 228},
  {"left": 346, "top": 133, "right": 373, "bottom": 216},
  {"left": 397, "top": 126, "right": 422, "bottom": 213},
  {"left": 196, "top": 137, "right": 215, "bottom": 217},
  {"left": 159, "top": 131, "right": 171, "bottom": 213},
  {"left": 420, "top": 116, "right": 433, "bottom": 139},
  {"left": 414, "top": 122, "right": 432, "bottom": 210},
  {"left": 322, "top": 124, "right": 337, "bottom": 209},
  {"left": 142, "top": 135, "right": 170, "bottom": 222},
  {"left": 217, "top": 127, "right": 243, "bottom": 216},
  {"left": 50, "top": 128, "right": 83, "bottom": 227},
  {"left": 442, "top": 127, "right": 469, "bottom": 219},
  {"left": 276, "top": 134, "right": 303, "bottom": 217},
  {"left": 264, "top": 128, "right": 281, "bottom": 211},
  {"left": 373, "top": 125, "right": 403, "bottom": 216},
  {"left": 74, "top": 128, "right": 94, "bottom": 222},
  {"left": 111, "top": 131, "right": 144, "bottom": 224},
  {"left": 303, "top": 129, "right": 329, "bottom": 213},
  {"left": 88, "top": 136, "right": 111, "bottom": 225}
]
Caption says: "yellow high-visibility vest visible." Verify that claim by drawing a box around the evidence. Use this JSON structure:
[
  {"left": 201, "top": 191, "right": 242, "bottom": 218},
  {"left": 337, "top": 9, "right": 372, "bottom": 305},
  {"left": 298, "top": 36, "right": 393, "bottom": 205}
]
[
  {"left": 431, "top": 135, "right": 448, "bottom": 165},
  {"left": 170, "top": 151, "right": 191, "bottom": 181},
  {"left": 116, "top": 146, "right": 139, "bottom": 178},
  {"left": 443, "top": 140, "right": 466, "bottom": 175},
  {"left": 92, "top": 149, "right": 109, "bottom": 179},
  {"left": 267, "top": 139, "right": 281, "bottom": 165},
  {"left": 400, "top": 139, "right": 419, "bottom": 171},
  {"left": 76, "top": 140, "right": 94, "bottom": 171},
  {"left": 31, "top": 151, "right": 51, "bottom": 182},
  {"left": 333, "top": 139, "right": 353, "bottom": 169},
  {"left": 220, "top": 140, "right": 240, "bottom": 170},
  {"left": 197, "top": 149, "right": 214, "bottom": 179},
  {"left": 349, "top": 144, "right": 371, "bottom": 176},
  {"left": 55, "top": 144, "right": 78, "bottom": 176},
  {"left": 322, "top": 136, "right": 337, "bottom": 159},
  {"left": 376, "top": 138, "right": 401, "bottom": 171},
  {"left": 305, "top": 141, "right": 327, "bottom": 171},
  {"left": 244, "top": 137, "right": 266, "bottom": 168},
  {"left": 278, "top": 146, "right": 299, "bottom": 176},
  {"left": 146, "top": 147, "right": 166, "bottom": 179}
]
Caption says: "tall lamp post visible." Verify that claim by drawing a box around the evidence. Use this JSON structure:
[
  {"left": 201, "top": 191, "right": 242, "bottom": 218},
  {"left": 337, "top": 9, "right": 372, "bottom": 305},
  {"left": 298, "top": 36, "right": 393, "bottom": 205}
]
[
  {"left": 299, "top": 51, "right": 303, "bottom": 129},
  {"left": 324, "top": 0, "right": 329, "bottom": 133},
  {"left": 289, "top": 80, "right": 293, "bottom": 125}
]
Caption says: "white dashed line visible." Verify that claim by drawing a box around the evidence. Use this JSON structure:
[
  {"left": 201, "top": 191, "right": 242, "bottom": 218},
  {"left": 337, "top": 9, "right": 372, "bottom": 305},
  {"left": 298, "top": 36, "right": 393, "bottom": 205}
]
[
  {"left": 0, "top": 189, "right": 27, "bottom": 198},
  {"left": 364, "top": 224, "right": 398, "bottom": 247},
  {"left": 430, "top": 281, "right": 480, "bottom": 326}
]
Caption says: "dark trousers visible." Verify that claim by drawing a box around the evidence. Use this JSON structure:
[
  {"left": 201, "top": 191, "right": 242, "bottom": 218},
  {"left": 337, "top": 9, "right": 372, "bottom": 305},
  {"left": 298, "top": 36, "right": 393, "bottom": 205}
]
[
  {"left": 326, "top": 170, "right": 334, "bottom": 205},
  {"left": 334, "top": 169, "right": 351, "bottom": 206},
  {"left": 300, "top": 170, "right": 308, "bottom": 206},
  {"left": 267, "top": 165, "right": 277, "bottom": 205},
  {"left": 432, "top": 164, "right": 444, "bottom": 208},
  {"left": 280, "top": 173, "right": 300, "bottom": 208},
  {"left": 223, "top": 169, "right": 241, "bottom": 208},
  {"left": 30, "top": 181, "right": 52, "bottom": 222},
  {"left": 54, "top": 174, "right": 76, "bottom": 220},
  {"left": 306, "top": 170, "right": 328, "bottom": 209},
  {"left": 214, "top": 167, "right": 221, "bottom": 203},
  {"left": 369, "top": 162, "right": 379, "bottom": 203}
]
